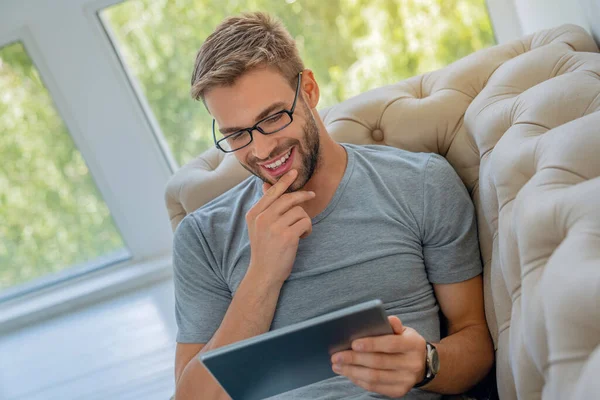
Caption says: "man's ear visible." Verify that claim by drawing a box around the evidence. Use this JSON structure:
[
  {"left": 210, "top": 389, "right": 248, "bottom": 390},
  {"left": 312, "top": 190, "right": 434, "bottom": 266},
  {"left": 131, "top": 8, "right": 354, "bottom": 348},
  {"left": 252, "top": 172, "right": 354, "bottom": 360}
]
[{"left": 300, "top": 69, "right": 320, "bottom": 110}]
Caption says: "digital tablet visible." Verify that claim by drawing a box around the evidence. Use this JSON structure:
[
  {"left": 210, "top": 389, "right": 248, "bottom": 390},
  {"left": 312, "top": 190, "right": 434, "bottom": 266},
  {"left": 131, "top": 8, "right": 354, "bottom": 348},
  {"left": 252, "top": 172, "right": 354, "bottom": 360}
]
[{"left": 199, "top": 299, "right": 392, "bottom": 400}]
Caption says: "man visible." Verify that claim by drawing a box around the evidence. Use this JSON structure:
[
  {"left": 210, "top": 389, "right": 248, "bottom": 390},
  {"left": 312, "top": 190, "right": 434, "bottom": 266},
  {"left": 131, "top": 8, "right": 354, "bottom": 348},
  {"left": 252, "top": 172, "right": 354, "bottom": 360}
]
[{"left": 173, "top": 11, "right": 493, "bottom": 400}]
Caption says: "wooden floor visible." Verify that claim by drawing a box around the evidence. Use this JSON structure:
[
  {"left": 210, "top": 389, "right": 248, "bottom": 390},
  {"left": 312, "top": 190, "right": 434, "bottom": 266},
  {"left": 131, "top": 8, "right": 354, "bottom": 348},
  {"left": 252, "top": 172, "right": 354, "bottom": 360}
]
[{"left": 0, "top": 280, "right": 177, "bottom": 400}]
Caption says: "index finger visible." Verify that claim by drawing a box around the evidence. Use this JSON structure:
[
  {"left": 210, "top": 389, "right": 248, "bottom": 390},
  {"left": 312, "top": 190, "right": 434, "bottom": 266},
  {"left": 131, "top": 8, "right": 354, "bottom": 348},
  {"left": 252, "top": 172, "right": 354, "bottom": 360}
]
[
  {"left": 351, "top": 334, "right": 404, "bottom": 354},
  {"left": 254, "top": 169, "right": 298, "bottom": 213},
  {"left": 262, "top": 182, "right": 271, "bottom": 194},
  {"left": 352, "top": 327, "right": 418, "bottom": 354}
]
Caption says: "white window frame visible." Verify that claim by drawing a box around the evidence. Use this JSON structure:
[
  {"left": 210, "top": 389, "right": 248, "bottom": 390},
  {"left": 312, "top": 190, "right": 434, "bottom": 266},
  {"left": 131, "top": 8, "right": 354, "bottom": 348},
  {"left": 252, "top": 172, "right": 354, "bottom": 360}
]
[
  {"left": 486, "top": 0, "right": 523, "bottom": 44},
  {"left": 0, "top": 0, "right": 521, "bottom": 333},
  {"left": 0, "top": 0, "right": 176, "bottom": 332}
]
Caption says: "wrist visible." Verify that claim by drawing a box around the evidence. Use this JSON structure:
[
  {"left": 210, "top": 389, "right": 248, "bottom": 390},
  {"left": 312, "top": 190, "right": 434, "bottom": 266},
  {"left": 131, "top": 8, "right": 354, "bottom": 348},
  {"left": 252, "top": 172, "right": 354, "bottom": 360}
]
[{"left": 245, "top": 265, "right": 286, "bottom": 290}]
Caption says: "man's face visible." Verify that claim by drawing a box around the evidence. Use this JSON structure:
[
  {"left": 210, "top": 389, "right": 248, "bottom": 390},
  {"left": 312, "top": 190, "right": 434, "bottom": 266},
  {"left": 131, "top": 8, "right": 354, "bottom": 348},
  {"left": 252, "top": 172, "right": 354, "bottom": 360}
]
[{"left": 205, "top": 68, "right": 320, "bottom": 192}]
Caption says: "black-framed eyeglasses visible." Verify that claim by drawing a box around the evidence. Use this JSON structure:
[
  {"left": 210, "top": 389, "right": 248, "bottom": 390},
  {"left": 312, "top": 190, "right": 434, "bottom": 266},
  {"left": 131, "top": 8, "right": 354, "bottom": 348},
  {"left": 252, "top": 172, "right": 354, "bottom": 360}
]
[{"left": 212, "top": 72, "right": 303, "bottom": 153}]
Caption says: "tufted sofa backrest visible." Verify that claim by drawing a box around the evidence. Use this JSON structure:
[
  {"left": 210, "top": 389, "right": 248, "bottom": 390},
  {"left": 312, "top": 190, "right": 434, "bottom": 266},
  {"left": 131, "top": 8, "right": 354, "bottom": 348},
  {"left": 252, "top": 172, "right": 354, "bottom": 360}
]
[{"left": 165, "top": 24, "right": 600, "bottom": 399}]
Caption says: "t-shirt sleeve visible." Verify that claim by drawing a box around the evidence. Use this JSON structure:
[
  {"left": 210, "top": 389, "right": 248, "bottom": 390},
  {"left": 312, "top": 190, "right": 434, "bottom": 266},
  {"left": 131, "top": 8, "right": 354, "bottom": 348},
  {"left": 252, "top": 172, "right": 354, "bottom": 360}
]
[
  {"left": 172, "top": 215, "right": 232, "bottom": 343},
  {"left": 421, "top": 154, "right": 482, "bottom": 284}
]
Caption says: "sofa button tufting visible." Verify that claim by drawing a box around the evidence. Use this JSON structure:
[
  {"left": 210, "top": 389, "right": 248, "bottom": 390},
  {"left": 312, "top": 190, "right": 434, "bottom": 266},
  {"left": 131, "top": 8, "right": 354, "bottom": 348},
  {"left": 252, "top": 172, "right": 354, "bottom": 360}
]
[{"left": 372, "top": 129, "right": 384, "bottom": 141}]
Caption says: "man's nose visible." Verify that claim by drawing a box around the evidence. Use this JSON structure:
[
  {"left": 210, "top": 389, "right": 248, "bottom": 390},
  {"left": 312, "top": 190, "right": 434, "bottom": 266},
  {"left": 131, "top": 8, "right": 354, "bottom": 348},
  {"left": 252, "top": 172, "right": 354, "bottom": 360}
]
[{"left": 251, "top": 130, "right": 277, "bottom": 161}]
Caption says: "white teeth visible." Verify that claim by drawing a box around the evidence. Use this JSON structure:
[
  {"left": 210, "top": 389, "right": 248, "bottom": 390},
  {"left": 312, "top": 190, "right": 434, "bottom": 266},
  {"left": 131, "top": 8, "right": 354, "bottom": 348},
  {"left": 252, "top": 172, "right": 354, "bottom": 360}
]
[{"left": 265, "top": 149, "right": 292, "bottom": 169}]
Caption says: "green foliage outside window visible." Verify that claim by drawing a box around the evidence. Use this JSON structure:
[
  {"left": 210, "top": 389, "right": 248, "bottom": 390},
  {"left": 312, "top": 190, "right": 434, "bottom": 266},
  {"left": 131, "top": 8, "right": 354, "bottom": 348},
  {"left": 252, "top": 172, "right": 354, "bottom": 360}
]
[
  {"left": 0, "top": 43, "right": 125, "bottom": 293},
  {"left": 103, "top": 0, "right": 495, "bottom": 166},
  {"left": 0, "top": 0, "right": 494, "bottom": 292}
]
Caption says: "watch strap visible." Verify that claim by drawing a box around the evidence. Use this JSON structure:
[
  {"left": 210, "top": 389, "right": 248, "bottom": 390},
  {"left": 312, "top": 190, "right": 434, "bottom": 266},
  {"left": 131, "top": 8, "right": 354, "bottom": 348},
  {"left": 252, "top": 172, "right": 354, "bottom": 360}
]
[{"left": 414, "top": 342, "right": 437, "bottom": 388}]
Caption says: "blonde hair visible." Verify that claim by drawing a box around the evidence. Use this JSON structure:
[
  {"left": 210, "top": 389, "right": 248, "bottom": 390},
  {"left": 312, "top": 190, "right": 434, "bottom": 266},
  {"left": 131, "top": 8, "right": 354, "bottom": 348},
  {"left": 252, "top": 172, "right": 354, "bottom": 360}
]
[{"left": 190, "top": 12, "right": 304, "bottom": 101}]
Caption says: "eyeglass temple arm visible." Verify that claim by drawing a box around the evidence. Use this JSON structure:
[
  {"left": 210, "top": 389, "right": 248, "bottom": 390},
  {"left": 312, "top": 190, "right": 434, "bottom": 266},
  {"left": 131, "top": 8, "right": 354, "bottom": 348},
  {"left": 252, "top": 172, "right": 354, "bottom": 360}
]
[{"left": 290, "top": 71, "right": 303, "bottom": 113}]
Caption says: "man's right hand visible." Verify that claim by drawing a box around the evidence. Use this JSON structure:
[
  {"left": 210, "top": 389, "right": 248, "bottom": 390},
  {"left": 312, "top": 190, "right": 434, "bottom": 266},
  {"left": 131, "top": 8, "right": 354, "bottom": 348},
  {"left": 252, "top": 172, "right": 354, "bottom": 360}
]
[{"left": 245, "top": 169, "right": 315, "bottom": 285}]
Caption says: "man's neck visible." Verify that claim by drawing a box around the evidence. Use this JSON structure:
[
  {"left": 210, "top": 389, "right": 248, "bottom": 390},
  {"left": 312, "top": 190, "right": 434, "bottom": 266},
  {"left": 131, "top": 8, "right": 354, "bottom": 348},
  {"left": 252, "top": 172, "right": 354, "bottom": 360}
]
[{"left": 301, "top": 137, "right": 348, "bottom": 219}]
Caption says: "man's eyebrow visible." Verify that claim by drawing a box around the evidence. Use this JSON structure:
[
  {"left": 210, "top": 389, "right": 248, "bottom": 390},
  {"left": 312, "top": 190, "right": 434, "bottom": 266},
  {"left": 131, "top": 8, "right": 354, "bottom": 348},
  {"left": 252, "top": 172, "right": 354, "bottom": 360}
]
[{"left": 219, "top": 101, "right": 287, "bottom": 134}]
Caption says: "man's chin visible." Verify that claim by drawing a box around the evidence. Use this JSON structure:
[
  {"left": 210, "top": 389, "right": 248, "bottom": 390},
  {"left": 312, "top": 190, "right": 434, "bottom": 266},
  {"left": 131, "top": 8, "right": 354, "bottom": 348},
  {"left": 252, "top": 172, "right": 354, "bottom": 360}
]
[
  {"left": 285, "top": 183, "right": 301, "bottom": 193},
  {"left": 259, "top": 174, "right": 306, "bottom": 193},
  {"left": 256, "top": 170, "right": 294, "bottom": 187},
  {"left": 245, "top": 163, "right": 307, "bottom": 191}
]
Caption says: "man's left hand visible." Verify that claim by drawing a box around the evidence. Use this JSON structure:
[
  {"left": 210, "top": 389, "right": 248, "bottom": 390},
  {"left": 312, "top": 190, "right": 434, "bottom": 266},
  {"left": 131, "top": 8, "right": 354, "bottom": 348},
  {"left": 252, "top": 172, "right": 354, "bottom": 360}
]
[{"left": 330, "top": 316, "right": 428, "bottom": 397}]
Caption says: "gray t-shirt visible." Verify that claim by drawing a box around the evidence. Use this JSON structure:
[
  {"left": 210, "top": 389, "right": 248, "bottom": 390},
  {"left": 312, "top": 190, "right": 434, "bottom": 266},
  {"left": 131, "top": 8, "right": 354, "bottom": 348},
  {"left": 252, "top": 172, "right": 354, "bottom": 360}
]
[{"left": 173, "top": 144, "right": 482, "bottom": 400}]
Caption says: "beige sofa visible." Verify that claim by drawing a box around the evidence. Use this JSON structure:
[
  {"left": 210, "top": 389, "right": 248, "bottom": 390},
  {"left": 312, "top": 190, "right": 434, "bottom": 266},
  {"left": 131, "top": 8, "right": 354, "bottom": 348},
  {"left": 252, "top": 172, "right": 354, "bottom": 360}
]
[{"left": 165, "top": 24, "right": 600, "bottom": 399}]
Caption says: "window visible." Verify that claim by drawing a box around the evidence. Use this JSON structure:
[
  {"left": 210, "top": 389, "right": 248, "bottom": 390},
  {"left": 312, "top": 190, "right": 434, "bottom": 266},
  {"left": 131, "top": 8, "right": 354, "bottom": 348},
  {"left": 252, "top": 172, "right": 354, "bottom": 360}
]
[
  {"left": 0, "top": 42, "right": 129, "bottom": 299},
  {"left": 100, "top": 0, "right": 495, "bottom": 167}
]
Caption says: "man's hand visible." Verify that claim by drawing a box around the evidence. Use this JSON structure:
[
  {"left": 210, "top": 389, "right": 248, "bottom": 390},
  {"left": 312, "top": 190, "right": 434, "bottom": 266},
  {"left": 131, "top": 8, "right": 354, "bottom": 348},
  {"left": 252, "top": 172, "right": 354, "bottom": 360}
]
[
  {"left": 330, "top": 316, "right": 427, "bottom": 397},
  {"left": 246, "top": 169, "right": 315, "bottom": 285}
]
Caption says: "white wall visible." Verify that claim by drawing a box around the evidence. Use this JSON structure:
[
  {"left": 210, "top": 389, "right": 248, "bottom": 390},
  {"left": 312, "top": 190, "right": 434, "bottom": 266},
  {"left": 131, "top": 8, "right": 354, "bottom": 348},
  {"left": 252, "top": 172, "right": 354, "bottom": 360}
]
[
  {"left": 579, "top": 0, "right": 600, "bottom": 44},
  {"left": 513, "top": 0, "right": 591, "bottom": 35},
  {"left": 486, "top": 0, "right": 598, "bottom": 45}
]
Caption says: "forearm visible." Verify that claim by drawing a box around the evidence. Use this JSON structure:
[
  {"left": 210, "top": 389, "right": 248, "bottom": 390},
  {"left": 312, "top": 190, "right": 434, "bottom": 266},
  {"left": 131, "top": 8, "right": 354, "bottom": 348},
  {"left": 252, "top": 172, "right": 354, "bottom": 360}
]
[
  {"left": 205, "top": 268, "right": 283, "bottom": 350},
  {"left": 175, "top": 268, "right": 283, "bottom": 400},
  {"left": 423, "top": 323, "right": 494, "bottom": 394}
]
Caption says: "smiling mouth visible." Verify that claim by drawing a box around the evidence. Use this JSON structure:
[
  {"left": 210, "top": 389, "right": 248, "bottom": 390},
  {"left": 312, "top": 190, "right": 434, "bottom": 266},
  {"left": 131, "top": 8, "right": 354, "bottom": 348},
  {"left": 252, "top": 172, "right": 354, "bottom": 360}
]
[
  {"left": 263, "top": 148, "right": 292, "bottom": 169},
  {"left": 259, "top": 147, "right": 295, "bottom": 177}
]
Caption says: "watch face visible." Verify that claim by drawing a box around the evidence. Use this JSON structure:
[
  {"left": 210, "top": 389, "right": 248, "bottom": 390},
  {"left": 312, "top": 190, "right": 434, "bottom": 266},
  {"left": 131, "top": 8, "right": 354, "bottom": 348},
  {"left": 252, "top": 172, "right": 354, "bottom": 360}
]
[{"left": 430, "top": 346, "right": 440, "bottom": 374}]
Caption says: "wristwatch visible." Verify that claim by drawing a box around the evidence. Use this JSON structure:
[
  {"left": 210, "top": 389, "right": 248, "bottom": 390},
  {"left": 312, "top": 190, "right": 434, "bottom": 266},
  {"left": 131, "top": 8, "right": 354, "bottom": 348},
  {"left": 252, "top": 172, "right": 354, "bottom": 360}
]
[{"left": 414, "top": 342, "right": 440, "bottom": 388}]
